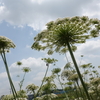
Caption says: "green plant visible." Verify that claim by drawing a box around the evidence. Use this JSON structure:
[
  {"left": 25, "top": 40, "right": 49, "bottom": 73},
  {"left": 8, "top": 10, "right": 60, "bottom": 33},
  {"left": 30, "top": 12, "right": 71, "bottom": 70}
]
[
  {"left": 0, "top": 36, "right": 17, "bottom": 99},
  {"left": 35, "top": 58, "right": 57, "bottom": 97},
  {"left": 52, "top": 68, "right": 69, "bottom": 100},
  {"left": 19, "top": 67, "right": 31, "bottom": 91},
  {"left": 26, "top": 83, "right": 39, "bottom": 97},
  {"left": 31, "top": 16, "right": 100, "bottom": 100}
]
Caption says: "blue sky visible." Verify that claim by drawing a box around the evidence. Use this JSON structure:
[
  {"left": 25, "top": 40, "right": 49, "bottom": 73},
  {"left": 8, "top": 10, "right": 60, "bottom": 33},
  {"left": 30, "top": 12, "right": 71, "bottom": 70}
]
[{"left": 0, "top": 0, "right": 100, "bottom": 96}]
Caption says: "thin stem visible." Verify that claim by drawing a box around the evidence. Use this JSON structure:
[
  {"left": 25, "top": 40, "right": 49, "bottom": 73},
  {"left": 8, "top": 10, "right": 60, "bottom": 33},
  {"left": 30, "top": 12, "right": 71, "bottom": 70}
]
[
  {"left": 19, "top": 72, "right": 26, "bottom": 91},
  {"left": 1, "top": 51, "right": 17, "bottom": 99},
  {"left": 78, "top": 55, "right": 83, "bottom": 67},
  {"left": 3, "top": 52, "right": 17, "bottom": 95},
  {"left": 66, "top": 42, "right": 91, "bottom": 100},
  {"left": 1, "top": 53, "right": 14, "bottom": 94},
  {"left": 35, "top": 64, "right": 49, "bottom": 97}
]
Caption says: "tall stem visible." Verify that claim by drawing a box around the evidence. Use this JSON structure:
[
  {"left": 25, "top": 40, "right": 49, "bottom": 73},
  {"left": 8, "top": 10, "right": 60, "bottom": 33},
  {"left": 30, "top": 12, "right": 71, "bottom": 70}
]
[
  {"left": 66, "top": 42, "right": 91, "bottom": 100},
  {"left": 1, "top": 51, "right": 17, "bottom": 99},
  {"left": 35, "top": 64, "right": 49, "bottom": 97},
  {"left": 19, "top": 72, "right": 26, "bottom": 91}
]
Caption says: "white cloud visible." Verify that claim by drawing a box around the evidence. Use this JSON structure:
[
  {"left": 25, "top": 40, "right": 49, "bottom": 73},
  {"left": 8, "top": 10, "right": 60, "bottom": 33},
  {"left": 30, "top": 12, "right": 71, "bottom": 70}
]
[
  {"left": 77, "top": 39, "right": 100, "bottom": 55},
  {"left": 0, "top": 72, "right": 10, "bottom": 96},
  {"left": 0, "top": 57, "right": 50, "bottom": 95},
  {"left": 26, "top": 45, "right": 31, "bottom": 48},
  {"left": 0, "top": 83, "right": 10, "bottom": 96},
  {"left": 62, "top": 38, "right": 100, "bottom": 68},
  {"left": 32, "top": 72, "right": 45, "bottom": 85},
  {"left": 82, "top": 0, "right": 100, "bottom": 18},
  {"left": 73, "top": 38, "right": 100, "bottom": 66},
  {"left": 29, "top": 32, "right": 33, "bottom": 36},
  {"left": 88, "top": 54, "right": 100, "bottom": 58},
  {"left": 0, "top": 72, "right": 7, "bottom": 79},
  {"left": 0, "top": 0, "right": 100, "bottom": 30},
  {"left": 10, "top": 57, "right": 46, "bottom": 74}
]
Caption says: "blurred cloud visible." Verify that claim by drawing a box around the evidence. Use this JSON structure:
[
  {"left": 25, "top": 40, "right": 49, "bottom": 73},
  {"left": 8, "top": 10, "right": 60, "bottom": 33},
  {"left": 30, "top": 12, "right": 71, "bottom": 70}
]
[
  {"left": 9, "top": 57, "right": 46, "bottom": 75},
  {"left": 0, "top": 0, "right": 100, "bottom": 30},
  {"left": 0, "top": 72, "right": 7, "bottom": 79},
  {"left": 77, "top": 39, "right": 100, "bottom": 56}
]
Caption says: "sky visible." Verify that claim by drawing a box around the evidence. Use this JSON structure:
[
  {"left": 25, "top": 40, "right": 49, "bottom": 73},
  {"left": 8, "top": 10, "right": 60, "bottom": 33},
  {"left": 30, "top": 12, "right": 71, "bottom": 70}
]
[{"left": 0, "top": 0, "right": 100, "bottom": 96}]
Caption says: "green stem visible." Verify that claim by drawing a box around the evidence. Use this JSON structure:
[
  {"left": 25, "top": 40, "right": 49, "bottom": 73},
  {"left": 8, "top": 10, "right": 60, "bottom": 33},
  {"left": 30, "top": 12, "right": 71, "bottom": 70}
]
[
  {"left": 19, "top": 72, "right": 26, "bottom": 91},
  {"left": 1, "top": 51, "right": 17, "bottom": 99},
  {"left": 66, "top": 42, "right": 91, "bottom": 100},
  {"left": 35, "top": 64, "right": 49, "bottom": 97}
]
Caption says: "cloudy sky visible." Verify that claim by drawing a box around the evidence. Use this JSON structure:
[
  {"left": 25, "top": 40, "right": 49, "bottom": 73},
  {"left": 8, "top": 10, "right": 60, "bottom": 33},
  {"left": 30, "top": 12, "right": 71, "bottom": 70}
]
[{"left": 0, "top": 0, "right": 100, "bottom": 96}]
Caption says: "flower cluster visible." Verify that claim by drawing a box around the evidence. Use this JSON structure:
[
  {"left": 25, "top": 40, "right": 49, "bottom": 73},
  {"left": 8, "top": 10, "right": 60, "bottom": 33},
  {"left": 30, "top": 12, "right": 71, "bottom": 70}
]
[
  {"left": 90, "top": 77, "right": 100, "bottom": 85},
  {"left": 35, "top": 93, "right": 58, "bottom": 100},
  {"left": 0, "top": 36, "right": 15, "bottom": 53}
]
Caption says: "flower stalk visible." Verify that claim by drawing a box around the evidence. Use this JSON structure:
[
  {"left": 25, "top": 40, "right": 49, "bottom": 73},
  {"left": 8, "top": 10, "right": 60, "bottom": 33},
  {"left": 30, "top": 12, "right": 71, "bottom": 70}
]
[{"left": 66, "top": 41, "right": 91, "bottom": 100}]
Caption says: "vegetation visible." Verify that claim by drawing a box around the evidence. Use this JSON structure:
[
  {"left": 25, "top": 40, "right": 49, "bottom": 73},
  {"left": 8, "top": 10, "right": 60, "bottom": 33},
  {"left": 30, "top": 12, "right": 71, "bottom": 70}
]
[
  {"left": 19, "top": 67, "right": 31, "bottom": 91},
  {"left": 0, "top": 36, "right": 17, "bottom": 99},
  {"left": 1, "top": 16, "right": 100, "bottom": 100}
]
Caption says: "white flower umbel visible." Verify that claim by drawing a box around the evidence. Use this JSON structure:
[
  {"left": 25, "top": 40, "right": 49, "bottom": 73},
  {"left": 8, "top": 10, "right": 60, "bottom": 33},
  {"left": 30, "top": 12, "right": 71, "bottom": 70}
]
[
  {"left": 0, "top": 36, "right": 15, "bottom": 53},
  {"left": 35, "top": 97, "right": 43, "bottom": 100},
  {"left": 90, "top": 77, "right": 100, "bottom": 85},
  {"left": 42, "top": 93, "right": 58, "bottom": 100},
  {"left": 35, "top": 93, "right": 58, "bottom": 100}
]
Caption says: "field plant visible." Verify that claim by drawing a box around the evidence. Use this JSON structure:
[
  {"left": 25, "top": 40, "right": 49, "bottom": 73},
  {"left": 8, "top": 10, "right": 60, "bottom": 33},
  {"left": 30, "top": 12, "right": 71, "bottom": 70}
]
[
  {"left": 1, "top": 16, "right": 100, "bottom": 100},
  {"left": 52, "top": 68, "right": 69, "bottom": 100},
  {"left": 35, "top": 58, "right": 58, "bottom": 97},
  {"left": 19, "top": 67, "right": 31, "bottom": 91},
  {"left": 0, "top": 36, "right": 17, "bottom": 99},
  {"left": 31, "top": 16, "right": 100, "bottom": 100},
  {"left": 2, "top": 62, "right": 100, "bottom": 100}
]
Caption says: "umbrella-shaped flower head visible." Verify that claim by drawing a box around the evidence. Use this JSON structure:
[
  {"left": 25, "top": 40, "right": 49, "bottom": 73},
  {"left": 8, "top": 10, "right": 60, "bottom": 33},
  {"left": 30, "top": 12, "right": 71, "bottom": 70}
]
[
  {"left": 52, "top": 68, "right": 61, "bottom": 74},
  {"left": 32, "top": 16, "right": 100, "bottom": 55},
  {"left": 26, "top": 83, "right": 39, "bottom": 93},
  {"left": 22, "top": 67, "right": 31, "bottom": 73},
  {"left": 68, "top": 73, "right": 79, "bottom": 81},
  {"left": 90, "top": 77, "right": 100, "bottom": 85},
  {"left": 0, "top": 36, "right": 15, "bottom": 53}
]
